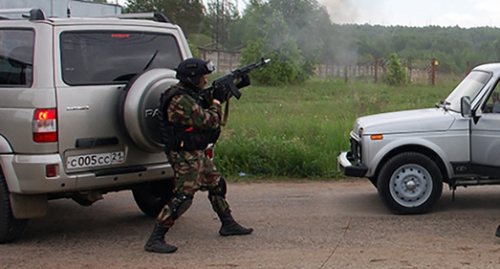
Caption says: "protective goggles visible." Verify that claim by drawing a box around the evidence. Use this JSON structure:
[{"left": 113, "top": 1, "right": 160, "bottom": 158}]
[{"left": 205, "top": 61, "right": 215, "bottom": 72}]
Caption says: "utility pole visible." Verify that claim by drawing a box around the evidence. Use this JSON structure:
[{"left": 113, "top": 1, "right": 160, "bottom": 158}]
[{"left": 430, "top": 58, "right": 436, "bottom": 86}]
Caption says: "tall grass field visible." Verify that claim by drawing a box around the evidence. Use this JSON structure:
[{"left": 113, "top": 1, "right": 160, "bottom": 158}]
[{"left": 213, "top": 77, "right": 462, "bottom": 179}]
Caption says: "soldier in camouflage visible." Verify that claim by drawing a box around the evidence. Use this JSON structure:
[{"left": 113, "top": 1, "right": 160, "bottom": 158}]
[{"left": 144, "top": 58, "right": 253, "bottom": 254}]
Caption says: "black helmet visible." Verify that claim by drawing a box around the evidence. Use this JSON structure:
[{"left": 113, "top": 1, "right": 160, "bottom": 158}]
[{"left": 175, "top": 58, "right": 214, "bottom": 89}]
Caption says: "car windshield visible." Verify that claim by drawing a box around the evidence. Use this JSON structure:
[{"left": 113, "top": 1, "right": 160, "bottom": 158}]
[
  {"left": 60, "top": 31, "right": 182, "bottom": 85},
  {"left": 444, "top": 70, "right": 491, "bottom": 112}
]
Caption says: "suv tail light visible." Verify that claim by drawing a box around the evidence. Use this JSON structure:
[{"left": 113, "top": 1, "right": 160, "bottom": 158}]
[{"left": 33, "top": 109, "right": 57, "bottom": 142}]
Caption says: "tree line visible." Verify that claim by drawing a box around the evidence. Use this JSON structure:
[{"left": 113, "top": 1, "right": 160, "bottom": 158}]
[{"left": 115, "top": 0, "right": 500, "bottom": 84}]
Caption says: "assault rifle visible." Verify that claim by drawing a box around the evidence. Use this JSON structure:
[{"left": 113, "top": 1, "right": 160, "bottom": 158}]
[{"left": 201, "top": 58, "right": 271, "bottom": 100}]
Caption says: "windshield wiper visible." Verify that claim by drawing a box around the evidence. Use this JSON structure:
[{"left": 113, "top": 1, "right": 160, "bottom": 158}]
[
  {"left": 143, "top": 50, "right": 159, "bottom": 71},
  {"left": 112, "top": 50, "right": 160, "bottom": 82},
  {"left": 435, "top": 100, "right": 450, "bottom": 111}
]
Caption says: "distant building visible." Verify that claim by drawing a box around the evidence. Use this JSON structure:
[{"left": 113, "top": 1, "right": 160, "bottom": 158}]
[{"left": 0, "top": 0, "right": 121, "bottom": 18}]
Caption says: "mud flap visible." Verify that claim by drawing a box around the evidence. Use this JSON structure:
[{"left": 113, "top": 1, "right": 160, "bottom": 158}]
[{"left": 9, "top": 193, "right": 47, "bottom": 219}]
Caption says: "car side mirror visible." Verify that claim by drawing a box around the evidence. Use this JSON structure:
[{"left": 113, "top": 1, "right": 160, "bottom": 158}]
[{"left": 461, "top": 96, "right": 471, "bottom": 117}]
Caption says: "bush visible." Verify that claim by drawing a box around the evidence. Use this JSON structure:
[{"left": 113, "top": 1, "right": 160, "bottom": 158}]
[
  {"left": 383, "top": 53, "right": 408, "bottom": 86},
  {"left": 239, "top": 38, "right": 307, "bottom": 86}
]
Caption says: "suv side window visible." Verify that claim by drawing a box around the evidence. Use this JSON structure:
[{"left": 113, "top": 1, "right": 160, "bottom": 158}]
[
  {"left": 0, "top": 29, "right": 34, "bottom": 86},
  {"left": 60, "top": 31, "right": 182, "bottom": 85}
]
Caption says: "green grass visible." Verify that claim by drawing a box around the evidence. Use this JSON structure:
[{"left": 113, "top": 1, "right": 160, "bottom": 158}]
[{"left": 214, "top": 76, "right": 461, "bottom": 179}]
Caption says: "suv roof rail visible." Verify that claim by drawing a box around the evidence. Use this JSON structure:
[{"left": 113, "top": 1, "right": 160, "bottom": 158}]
[
  {"left": 0, "top": 8, "right": 45, "bottom": 21},
  {"left": 117, "top": 12, "right": 170, "bottom": 23}
]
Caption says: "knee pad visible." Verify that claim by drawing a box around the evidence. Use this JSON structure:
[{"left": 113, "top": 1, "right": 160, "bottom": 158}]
[
  {"left": 209, "top": 177, "right": 227, "bottom": 198},
  {"left": 170, "top": 193, "right": 193, "bottom": 220}
]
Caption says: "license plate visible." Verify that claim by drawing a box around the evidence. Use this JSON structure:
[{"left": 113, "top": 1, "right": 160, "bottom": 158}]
[{"left": 67, "top": 151, "right": 125, "bottom": 169}]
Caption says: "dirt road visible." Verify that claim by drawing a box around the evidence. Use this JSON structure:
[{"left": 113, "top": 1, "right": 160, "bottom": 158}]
[{"left": 2, "top": 179, "right": 500, "bottom": 268}]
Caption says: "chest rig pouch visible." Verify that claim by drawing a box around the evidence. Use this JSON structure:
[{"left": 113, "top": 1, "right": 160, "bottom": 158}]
[{"left": 158, "top": 87, "right": 220, "bottom": 154}]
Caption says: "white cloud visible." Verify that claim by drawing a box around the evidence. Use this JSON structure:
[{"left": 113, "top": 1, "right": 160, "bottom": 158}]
[{"left": 318, "top": 0, "right": 378, "bottom": 25}]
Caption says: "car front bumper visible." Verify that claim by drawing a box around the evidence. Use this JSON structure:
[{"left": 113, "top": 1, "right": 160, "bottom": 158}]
[{"left": 337, "top": 151, "right": 368, "bottom": 178}]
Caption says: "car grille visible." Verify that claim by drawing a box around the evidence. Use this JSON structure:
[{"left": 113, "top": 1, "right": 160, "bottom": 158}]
[{"left": 350, "top": 136, "right": 362, "bottom": 164}]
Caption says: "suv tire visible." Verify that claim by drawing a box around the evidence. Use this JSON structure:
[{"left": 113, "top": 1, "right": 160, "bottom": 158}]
[
  {"left": 377, "top": 152, "right": 443, "bottom": 214},
  {"left": 0, "top": 169, "right": 28, "bottom": 243},
  {"left": 132, "top": 179, "right": 175, "bottom": 218}
]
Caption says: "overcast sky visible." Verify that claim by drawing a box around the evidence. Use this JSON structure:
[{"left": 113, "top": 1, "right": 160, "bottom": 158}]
[
  {"left": 116, "top": 0, "right": 500, "bottom": 28},
  {"left": 320, "top": 0, "right": 500, "bottom": 28}
]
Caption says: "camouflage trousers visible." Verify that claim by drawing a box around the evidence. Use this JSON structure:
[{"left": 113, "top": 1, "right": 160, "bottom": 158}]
[{"left": 157, "top": 149, "right": 229, "bottom": 228}]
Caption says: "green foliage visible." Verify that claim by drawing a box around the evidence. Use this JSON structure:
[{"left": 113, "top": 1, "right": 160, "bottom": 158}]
[
  {"left": 123, "top": 0, "right": 207, "bottom": 36},
  {"left": 187, "top": 33, "right": 212, "bottom": 48},
  {"left": 187, "top": 41, "right": 200, "bottom": 58},
  {"left": 187, "top": 33, "right": 212, "bottom": 58},
  {"left": 204, "top": 0, "right": 241, "bottom": 49},
  {"left": 383, "top": 53, "right": 408, "bottom": 86},
  {"left": 214, "top": 78, "right": 459, "bottom": 179},
  {"left": 350, "top": 25, "right": 500, "bottom": 74},
  {"left": 236, "top": 0, "right": 329, "bottom": 84},
  {"left": 240, "top": 38, "right": 304, "bottom": 86}
]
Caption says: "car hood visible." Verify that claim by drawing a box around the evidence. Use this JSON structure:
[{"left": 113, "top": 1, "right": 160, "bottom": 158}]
[{"left": 355, "top": 108, "right": 456, "bottom": 134}]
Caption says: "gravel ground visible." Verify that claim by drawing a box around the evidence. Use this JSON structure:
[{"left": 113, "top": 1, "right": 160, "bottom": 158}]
[{"left": 2, "top": 179, "right": 500, "bottom": 268}]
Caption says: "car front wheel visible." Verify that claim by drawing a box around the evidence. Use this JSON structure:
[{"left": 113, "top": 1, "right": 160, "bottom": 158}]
[{"left": 377, "top": 152, "right": 443, "bottom": 214}]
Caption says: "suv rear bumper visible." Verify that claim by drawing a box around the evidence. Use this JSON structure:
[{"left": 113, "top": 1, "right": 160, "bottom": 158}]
[
  {"left": 337, "top": 151, "right": 368, "bottom": 178},
  {"left": 0, "top": 154, "right": 173, "bottom": 194}
]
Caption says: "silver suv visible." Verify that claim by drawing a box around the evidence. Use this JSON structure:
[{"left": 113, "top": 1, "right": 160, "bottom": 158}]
[{"left": 0, "top": 9, "right": 192, "bottom": 242}]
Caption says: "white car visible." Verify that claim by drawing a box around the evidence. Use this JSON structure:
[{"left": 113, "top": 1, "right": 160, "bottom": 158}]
[{"left": 338, "top": 63, "right": 500, "bottom": 214}]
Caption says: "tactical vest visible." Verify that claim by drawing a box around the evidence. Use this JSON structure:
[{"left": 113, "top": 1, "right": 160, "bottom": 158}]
[{"left": 158, "top": 86, "right": 220, "bottom": 154}]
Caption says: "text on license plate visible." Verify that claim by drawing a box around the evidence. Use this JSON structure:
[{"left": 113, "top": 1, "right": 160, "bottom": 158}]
[{"left": 67, "top": 151, "right": 125, "bottom": 169}]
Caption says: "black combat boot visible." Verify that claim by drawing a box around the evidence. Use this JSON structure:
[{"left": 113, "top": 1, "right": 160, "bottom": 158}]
[
  {"left": 496, "top": 225, "right": 500, "bottom": 237},
  {"left": 217, "top": 211, "right": 253, "bottom": 236},
  {"left": 144, "top": 223, "right": 178, "bottom": 253}
]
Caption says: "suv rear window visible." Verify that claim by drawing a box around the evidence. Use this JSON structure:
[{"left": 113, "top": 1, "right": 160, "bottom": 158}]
[
  {"left": 60, "top": 31, "right": 182, "bottom": 85},
  {"left": 0, "top": 29, "right": 34, "bottom": 86}
]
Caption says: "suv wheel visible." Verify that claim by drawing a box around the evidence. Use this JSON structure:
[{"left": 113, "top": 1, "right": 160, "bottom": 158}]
[
  {"left": 132, "top": 179, "right": 175, "bottom": 218},
  {"left": 0, "top": 170, "right": 28, "bottom": 243},
  {"left": 377, "top": 152, "right": 443, "bottom": 214}
]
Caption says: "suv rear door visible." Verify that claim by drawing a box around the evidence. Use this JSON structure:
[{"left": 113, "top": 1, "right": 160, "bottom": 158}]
[{"left": 53, "top": 22, "right": 187, "bottom": 175}]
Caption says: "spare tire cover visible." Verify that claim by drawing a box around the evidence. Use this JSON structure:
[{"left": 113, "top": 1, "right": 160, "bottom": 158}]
[{"left": 122, "top": 68, "right": 178, "bottom": 153}]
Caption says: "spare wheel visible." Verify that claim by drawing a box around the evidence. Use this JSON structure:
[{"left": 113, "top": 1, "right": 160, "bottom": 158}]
[{"left": 121, "top": 68, "right": 178, "bottom": 153}]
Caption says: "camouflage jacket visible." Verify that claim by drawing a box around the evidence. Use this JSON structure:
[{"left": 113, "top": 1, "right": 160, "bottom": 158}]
[
  {"left": 165, "top": 83, "right": 222, "bottom": 163},
  {"left": 166, "top": 83, "right": 222, "bottom": 130}
]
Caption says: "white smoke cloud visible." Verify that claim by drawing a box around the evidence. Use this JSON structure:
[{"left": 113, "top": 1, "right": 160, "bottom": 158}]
[{"left": 317, "top": 0, "right": 390, "bottom": 25}]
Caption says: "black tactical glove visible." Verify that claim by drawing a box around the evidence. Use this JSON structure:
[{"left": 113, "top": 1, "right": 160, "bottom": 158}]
[
  {"left": 212, "top": 85, "right": 230, "bottom": 103},
  {"left": 236, "top": 74, "right": 251, "bottom": 89}
]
